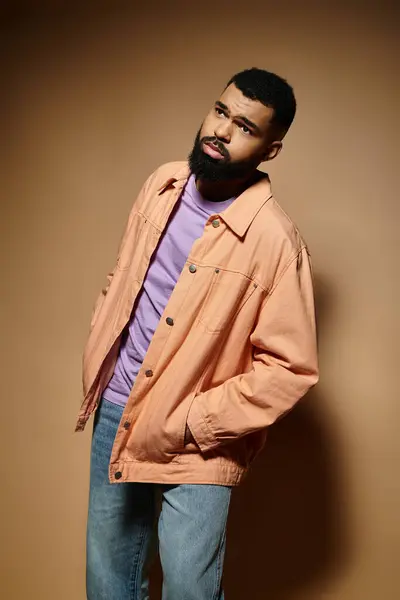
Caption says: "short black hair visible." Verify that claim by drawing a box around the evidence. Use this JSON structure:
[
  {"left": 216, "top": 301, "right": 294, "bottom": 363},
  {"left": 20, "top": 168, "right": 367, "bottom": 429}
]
[{"left": 227, "top": 68, "right": 296, "bottom": 137}]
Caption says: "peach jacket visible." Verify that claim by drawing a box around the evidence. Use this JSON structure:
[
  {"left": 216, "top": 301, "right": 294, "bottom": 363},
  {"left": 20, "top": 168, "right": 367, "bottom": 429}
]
[{"left": 76, "top": 162, "right": 319, "bottom": 486}]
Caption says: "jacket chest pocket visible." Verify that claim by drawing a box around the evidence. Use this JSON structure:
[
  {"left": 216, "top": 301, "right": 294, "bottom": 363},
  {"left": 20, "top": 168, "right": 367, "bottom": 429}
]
[{"left": 198, "top": 269, "right": 259, "bottom": 334}]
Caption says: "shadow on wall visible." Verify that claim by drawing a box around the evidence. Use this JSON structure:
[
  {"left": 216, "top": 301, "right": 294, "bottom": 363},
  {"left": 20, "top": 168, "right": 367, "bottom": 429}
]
[
  {"left": 224, "top": 397, "right": 349, "bottom": 600},
  {"left": 150, "top": 274, "right": 352, "bottom": 599}
]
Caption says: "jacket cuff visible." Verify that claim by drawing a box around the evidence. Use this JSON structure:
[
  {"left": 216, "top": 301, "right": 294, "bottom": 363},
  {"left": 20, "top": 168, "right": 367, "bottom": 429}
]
[{"left": 186, "top": 397, "right": 219, "bottom": 453}]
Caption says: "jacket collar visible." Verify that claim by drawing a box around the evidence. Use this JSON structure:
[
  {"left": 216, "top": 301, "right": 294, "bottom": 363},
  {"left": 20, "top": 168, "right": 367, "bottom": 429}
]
[{"left": 157, "top": 163, "right": 273, "bottom": 238}]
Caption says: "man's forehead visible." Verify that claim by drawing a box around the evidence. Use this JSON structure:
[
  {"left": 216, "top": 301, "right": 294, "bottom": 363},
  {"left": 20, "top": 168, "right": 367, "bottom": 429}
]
[{"left": 218, "top": 84, "right": 273, "bottom": 123}]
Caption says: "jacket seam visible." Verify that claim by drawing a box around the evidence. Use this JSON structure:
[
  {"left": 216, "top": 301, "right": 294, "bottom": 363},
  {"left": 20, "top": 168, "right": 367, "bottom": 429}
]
[
  {"left": 267, "top": 245, "right": 306, "bottom": 299},
  {"left": 137, "top": 209, "right": 163, "bottom": 232},
  {"left": 186, "top": 259, "right": 267, "bottom": 292},
  {"left": 114, "top": 457, "right": 242, "bottom": 468}
]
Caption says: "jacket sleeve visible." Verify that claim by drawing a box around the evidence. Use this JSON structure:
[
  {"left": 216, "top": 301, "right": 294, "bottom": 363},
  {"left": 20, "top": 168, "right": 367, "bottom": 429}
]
[
  {"left": 88, "top": 170, "right": 157, "bottom": 331},
  {"left": 187, "top": 246, "right": 319, "bottom": 453}
]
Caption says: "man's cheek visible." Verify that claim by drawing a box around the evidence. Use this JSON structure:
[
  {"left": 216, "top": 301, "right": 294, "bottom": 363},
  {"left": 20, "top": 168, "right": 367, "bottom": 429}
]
[{"left": 201, "top": 117, "right": 214, "bottom": 137}]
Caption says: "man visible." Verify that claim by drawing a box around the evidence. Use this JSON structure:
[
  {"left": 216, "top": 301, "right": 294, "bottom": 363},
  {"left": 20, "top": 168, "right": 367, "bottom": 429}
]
[{"left": 77, "top": 67, "right": 319, "bottom": 600}]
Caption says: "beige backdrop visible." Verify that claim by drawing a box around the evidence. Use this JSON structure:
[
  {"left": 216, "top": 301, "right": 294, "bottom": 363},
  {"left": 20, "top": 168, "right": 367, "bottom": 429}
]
[{"left": 1, "top": 1, "right": 399, "bottom": 599}]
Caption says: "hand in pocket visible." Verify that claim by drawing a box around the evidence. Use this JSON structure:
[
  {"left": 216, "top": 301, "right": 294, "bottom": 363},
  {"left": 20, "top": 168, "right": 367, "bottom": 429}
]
[{"left": 184, "top": 423, "right": 196, "bottom": 446}]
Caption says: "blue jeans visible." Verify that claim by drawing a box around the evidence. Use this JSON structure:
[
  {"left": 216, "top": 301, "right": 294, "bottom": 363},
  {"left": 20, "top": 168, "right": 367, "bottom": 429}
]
[{"left": 86, "top": 399, "right": 231, "bottom": 600}]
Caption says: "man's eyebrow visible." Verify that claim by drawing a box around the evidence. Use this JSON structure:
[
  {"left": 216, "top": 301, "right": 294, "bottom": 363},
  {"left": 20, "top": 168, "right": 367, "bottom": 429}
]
[
  {"left": 215, "top": 101, "right": 261, "bottom": 134},
  {"left": 239, "top": 115, "right": 261, "bottom": 134},
  {"left": 215, "top": 101, "right": 229, "bottom": 112}
]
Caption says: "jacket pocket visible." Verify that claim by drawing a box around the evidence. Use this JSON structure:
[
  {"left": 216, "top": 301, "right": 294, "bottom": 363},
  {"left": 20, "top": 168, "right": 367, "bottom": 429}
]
[
  {"left": 173, "top": 390, "right": 199, "bottom": 455},
  {"left": 141, "top": 387, "right": 203, "bottom": 463},
  {"left": 198, "top": 269, "right": 258, "bottom": 334}
]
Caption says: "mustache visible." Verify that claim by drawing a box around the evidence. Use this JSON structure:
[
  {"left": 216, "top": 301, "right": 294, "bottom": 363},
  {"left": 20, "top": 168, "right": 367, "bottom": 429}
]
[{"left": 201, "top": 136, "right": 230, "bottom": 160}]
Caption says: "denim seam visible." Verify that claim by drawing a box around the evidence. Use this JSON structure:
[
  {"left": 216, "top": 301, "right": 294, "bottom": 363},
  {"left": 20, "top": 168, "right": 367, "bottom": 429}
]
[
  {"left": 128, "top": 519, "right": 147, "bottom": 600},
  {"left": 212, "top": 492, "right": 231, "bottom": 600}
]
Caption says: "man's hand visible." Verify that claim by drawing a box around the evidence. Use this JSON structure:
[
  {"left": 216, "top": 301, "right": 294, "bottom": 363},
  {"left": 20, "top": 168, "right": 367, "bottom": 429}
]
[{"left": 184, "top": 423, "right": 196, "bottom": 446}]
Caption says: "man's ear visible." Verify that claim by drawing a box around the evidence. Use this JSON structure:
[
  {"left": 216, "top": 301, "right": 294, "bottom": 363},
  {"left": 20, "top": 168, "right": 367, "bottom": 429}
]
[{"left": 262, "top": 141, "right": 283, "bottom": 162}]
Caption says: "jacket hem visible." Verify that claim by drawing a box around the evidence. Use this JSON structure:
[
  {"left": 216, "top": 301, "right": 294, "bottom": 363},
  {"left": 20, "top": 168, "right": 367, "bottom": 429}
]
[{"left": 108, "top": 458, "right": 246, "bottom": 487}]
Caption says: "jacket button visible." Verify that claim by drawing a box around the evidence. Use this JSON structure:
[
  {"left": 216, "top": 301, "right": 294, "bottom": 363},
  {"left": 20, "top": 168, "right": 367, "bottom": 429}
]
[
  {"left": 212, "top": 219, "right": 220, "bottom": 228},
  {"left": 123, "top": 421, "right": 130, "bottom": 429},
  {"left": 115, "top": 471, "right": 122, "bottom": 480},
  {"left": 166, "top": 317, "right": 174, "bottom": 326},
  {"left": 145, "top": 369, "right": 153, "bottom": 377},
  {"left": 189, "top": 264, "right": 197, "bottom": 273}
]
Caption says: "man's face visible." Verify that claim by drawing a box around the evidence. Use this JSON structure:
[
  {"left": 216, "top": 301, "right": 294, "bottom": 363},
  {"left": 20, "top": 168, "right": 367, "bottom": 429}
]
[{"left": 189, "top": 83, "right": 280, "bottom": 182}]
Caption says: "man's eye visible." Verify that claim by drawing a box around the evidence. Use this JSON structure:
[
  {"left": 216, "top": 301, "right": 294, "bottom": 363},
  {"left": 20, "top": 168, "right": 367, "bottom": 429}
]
[
  {"left": 240, "top": 124, "right": 251, "bottom": 135},
  {"left": 215, "top": 108, "right": 227, "bottom": 117}
]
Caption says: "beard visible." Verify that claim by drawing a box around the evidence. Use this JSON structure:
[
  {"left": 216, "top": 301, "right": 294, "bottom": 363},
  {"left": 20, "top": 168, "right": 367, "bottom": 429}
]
[{"left": 188, "top": 129, "right": 259, "bottom": 182}]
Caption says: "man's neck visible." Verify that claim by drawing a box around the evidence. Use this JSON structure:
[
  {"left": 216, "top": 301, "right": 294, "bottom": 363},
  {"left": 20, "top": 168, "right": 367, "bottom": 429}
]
[{"left": 195, "top": 173, "right": 256, "bottom": 203}]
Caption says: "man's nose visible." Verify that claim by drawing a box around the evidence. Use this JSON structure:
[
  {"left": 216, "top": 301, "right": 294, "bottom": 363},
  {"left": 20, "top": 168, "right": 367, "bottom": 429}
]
[{"left": 214, "top": 120, "right": 231, "bottom": 143}]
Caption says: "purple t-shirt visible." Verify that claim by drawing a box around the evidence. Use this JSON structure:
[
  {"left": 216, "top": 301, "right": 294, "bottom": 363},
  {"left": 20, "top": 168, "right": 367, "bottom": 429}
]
[{"left": 103, "top": 174, "right": 236, "bottom": 407}]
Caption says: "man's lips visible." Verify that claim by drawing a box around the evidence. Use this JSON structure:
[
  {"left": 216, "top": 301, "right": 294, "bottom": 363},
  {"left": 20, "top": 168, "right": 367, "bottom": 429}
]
[{"left": 203, "top": 141, "right": 225, "bottom": 160}]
